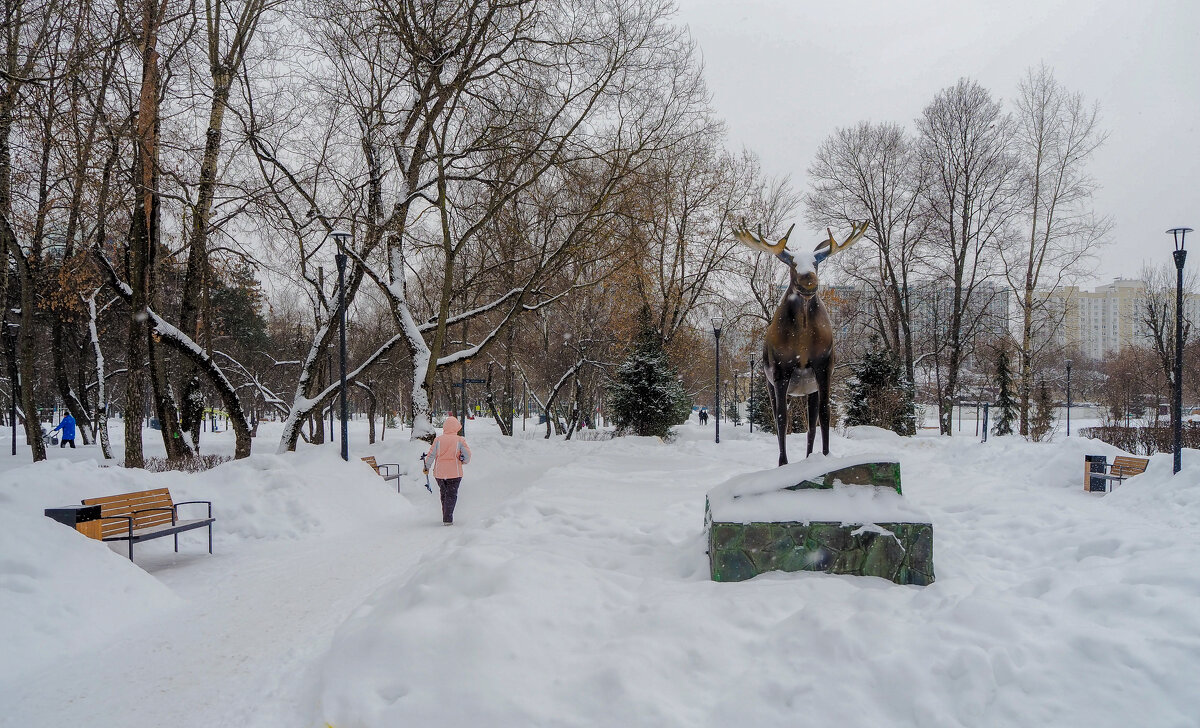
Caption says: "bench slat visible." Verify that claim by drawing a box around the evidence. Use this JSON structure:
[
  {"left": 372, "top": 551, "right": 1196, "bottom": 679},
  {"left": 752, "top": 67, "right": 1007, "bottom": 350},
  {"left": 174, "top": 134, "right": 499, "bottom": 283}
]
[
  {"left": 83, "top": 488, "right": 178, "bottom": 539},
  {"left": 1110, "top": 456, "right": 1148, "bottom": 478},
  {"left": 83, "top": 488, "right": 173, "bottom": 507},
  {"left": 101, "top": 518, "right": 214, "bottom": 542}
]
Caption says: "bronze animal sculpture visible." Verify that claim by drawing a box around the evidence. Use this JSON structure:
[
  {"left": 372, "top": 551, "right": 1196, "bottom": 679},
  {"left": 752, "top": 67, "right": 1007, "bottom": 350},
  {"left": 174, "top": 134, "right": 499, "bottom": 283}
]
[{"left": 734, "top": 221, "right": 869, "bottom": 465}]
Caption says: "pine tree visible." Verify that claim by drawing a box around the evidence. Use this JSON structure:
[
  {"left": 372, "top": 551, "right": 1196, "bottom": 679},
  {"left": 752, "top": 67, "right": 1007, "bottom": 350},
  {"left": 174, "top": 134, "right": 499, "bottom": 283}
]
[
  {"left": 607, "top": 306, "right": 692, "bottom": 438},
  {"left": 748, "top": 371, "right": 776, "bottom": 434},
  {"left": 1029, "top": 378, "right": 1055, "bottom": 442},
  {"left": 845, "top": 338, "right": 916, "bottom": 435},
  {"left": 993, "top": 346, "right": 1018, "bottom": 436}
]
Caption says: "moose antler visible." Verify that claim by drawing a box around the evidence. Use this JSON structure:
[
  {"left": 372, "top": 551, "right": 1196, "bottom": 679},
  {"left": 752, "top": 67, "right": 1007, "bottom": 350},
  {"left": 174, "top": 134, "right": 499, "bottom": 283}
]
[
  {"left": 732, "top": 222, "right": 796, "bottom": 264},
  {"left": 813, "top": 221, "right": 869, "bottom": 264}
]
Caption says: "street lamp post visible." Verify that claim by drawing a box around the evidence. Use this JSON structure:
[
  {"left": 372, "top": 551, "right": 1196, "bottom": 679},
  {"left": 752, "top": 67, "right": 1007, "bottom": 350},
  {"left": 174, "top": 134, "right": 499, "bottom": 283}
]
[
  {"left": 331, "top": 230, "right": 351, "bottom": 462},
  {"left": 1168, "top": 227, "right": 1191, "bottom": 474},
  {"left": 711, "top": 317, "right": 724, "bottom": 444},
  {"left": 1065, "top": 359, "right": 1072, "bottom": 437}
]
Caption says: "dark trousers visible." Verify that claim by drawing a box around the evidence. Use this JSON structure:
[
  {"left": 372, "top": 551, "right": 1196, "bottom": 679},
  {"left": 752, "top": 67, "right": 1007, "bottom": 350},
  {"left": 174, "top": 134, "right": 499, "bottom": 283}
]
[
  {"left": 60, "top": 438, "right": 75, "bottom": 449},
  {"left": 437, "top": 477, "right": 462, "bottom": 523}
]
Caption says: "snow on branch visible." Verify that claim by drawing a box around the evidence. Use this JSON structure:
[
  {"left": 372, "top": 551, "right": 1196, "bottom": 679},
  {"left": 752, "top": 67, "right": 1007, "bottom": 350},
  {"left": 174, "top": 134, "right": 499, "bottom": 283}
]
[{"left": 214, "top": 351, "right": 291, "bottom": 415}]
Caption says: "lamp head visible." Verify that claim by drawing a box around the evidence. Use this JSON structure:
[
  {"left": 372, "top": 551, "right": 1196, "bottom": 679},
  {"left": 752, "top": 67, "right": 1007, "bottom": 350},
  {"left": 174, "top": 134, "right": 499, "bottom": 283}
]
[
  {"left": 710, "top": 316, "right": 724, "bottom": 334},
  {"left": 1167, "top": 227, "right": 1192, "bottom": 253},
  {"left": 330, "top": 229, "right": 351, "bottom": 247}
]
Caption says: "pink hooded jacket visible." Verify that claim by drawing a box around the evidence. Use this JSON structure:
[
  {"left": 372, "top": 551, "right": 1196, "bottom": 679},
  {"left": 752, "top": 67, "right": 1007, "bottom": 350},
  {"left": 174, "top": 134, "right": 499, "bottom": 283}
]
[{"left": 424, "top": 416, "right": 472, "bottom": 479}]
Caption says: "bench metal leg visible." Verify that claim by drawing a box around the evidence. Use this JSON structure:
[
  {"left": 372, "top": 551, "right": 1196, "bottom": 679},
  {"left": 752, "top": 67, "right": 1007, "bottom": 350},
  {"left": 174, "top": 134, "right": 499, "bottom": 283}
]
[
  {"left": 175, "top": 533, "right": 179, "bottom": 552},
  {"left": 208, "top": 523, "right": 213, "bottom": 554},
  {"left": 128, "top": 539, "right": 134, "bottom": 561}
]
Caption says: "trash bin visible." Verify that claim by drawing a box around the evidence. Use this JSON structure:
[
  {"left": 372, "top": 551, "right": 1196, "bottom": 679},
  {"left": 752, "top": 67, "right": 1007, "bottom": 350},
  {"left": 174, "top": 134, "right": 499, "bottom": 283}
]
[
  {"left": 1084, "top": 454, "right": 1108, "bottom": 492},
  {"left": 45, "top": 504, "right": 103, "bottom": 539}
]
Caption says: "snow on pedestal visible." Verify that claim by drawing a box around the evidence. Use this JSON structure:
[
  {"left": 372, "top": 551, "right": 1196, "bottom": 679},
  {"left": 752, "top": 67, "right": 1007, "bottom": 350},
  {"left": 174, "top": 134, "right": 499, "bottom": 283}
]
[{"left": 705, "top": 454, "right": 935, "bottom": 585}]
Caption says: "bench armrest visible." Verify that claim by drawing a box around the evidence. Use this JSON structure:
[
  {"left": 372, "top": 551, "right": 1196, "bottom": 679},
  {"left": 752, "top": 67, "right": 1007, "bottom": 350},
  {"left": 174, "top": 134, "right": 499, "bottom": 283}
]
[
  {"left": 376, "top": 463, "right": 401, "bottom": 477},
  {"left": 173, "top": 500, "right": 213, "bottom": 519},
  {"left": 134, "top": 507, "right": 177, "bottom": 525}
]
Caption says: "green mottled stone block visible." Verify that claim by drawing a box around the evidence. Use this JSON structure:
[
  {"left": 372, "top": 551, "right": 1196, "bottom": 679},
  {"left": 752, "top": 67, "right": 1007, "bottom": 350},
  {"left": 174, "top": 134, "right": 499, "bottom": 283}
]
[
  {"left": 785, "top": 461, "right": 903, "bottom": 494},
  {"left": 707, "top": 460, "right": 932, "bottom": 585},
  {"left": 709, "top": 520, "right": 934, "bottom": 585}
]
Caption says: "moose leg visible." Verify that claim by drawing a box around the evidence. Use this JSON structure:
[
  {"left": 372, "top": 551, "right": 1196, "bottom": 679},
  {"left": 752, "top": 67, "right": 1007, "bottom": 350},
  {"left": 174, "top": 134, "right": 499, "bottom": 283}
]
[
  {"left": 806, "top": 391, "right": 819, "bottom": 457},
  {"left": 769, "top": 374, "right": 790, "bottom": 466},
  {"left": 816, "top": 362, "right": 833, "bottom": 455}
]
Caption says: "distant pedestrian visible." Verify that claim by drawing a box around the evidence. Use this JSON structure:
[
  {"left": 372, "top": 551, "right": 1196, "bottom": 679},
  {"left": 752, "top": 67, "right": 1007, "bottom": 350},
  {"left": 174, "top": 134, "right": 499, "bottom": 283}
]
[
  {"left": 51, "top": 413, "right": 77, "bottom": 448},
  {"left": 423, "top": 416, "right": 472, "bottom": 526},
  {"left": 698, "top": 406, "right": 709, "bottom": 425}
]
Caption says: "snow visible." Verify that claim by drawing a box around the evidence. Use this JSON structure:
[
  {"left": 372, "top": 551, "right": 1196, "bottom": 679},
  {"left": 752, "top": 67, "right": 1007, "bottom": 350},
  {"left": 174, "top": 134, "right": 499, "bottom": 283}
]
[
  {"left": 706, "top": 453, "right": 929, "bottom": 524},
  {"left": 2, "top": 419, "right": 1200, "bottom": 727}
]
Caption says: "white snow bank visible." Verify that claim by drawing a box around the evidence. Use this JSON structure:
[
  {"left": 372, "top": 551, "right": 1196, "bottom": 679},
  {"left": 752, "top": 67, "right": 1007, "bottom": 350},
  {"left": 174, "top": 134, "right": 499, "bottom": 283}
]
[
  {"left": 1102, "top": 447, "right": 1200, "bottom": 527},
  {"left": 0, "top": 459, "right": 185, "bottom": 681},
  {"left": 0, "top": 445, "right": 417, "bottom": 680},
  {"left": 706, "top": 453, "right": 927, "bottom": 524}
]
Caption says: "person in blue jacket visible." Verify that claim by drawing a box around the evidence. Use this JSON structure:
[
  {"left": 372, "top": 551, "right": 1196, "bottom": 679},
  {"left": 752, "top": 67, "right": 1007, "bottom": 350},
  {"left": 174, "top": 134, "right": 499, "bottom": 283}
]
[{"left": 51, "top": 413, "right": 76, "bottom": 448}]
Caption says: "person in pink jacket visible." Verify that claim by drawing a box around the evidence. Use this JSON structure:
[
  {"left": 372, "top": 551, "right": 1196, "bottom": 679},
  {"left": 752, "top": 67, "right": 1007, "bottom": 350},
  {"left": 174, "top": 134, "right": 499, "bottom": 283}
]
[{"left": 423, "top": 416, "right": 472, "bottom": 525}]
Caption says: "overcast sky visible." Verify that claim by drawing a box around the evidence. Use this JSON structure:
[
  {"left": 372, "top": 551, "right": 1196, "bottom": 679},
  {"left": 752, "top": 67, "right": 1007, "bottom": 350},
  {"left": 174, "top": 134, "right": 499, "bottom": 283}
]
[{"left": 673, "top": 0, "right": 1199, "bottom": 288}]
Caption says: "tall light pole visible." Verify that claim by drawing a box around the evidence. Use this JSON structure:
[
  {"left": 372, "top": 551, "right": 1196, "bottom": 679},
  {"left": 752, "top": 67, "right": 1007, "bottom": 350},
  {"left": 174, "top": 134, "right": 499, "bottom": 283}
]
[
  {"left": 1168, "top": 227, "right": 1191, "bottom": 474},
  {"left": 1065, "top": 358, "right": 1072, "bottom": 437},
  {"left": 711, "top": 316, "right": 723, "bottom": 444},
  {"left": 331, "top": 230, "right": 351, "bottom": 462}
]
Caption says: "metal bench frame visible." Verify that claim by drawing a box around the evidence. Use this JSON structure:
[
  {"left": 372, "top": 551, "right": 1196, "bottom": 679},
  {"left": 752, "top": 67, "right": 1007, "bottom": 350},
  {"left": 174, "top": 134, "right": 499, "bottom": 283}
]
[{"left": 361, "top": 456, "right": 402, "bottom": 492}]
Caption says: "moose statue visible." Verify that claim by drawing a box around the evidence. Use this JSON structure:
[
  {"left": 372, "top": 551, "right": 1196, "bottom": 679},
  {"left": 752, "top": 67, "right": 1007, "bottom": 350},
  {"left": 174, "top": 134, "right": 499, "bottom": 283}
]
[{"left": 734, "top": 221, "right": 869, "bottom": 466}]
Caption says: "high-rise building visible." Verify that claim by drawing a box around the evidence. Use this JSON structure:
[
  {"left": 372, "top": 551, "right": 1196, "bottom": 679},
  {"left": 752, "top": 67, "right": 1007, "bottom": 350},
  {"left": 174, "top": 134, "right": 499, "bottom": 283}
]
[{"left": 1041, "top": 279, "right": 1200, "bottom": 359}]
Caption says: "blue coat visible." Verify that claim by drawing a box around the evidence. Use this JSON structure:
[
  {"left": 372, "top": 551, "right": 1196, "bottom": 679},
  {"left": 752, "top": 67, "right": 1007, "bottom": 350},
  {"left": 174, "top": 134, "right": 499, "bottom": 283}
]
[{"left": 53, "top": 414, "right": 76, "bottom": 441}]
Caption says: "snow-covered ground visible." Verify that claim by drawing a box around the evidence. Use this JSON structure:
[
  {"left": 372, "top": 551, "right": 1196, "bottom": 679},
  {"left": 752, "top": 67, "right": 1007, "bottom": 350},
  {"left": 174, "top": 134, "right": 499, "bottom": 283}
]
[{"left": 2, "top": 418, "right": 1199, "bottom": 727}]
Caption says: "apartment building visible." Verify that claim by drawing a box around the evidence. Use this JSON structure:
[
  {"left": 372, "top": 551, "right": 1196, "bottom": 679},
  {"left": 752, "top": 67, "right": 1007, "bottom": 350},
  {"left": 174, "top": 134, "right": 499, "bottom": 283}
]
[{"left": 1042, "top": 279, "right": 1200, "bottom": 359}]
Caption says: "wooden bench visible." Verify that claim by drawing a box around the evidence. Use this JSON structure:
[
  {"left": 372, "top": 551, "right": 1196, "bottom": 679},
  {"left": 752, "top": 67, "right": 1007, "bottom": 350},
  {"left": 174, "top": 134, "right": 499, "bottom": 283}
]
[
  {"left": 361, "top": 455, "right": 401, "bottom": 491},
  {"left": 80, "top": 488, "right": 214, "bottom": 561},
  {"left": 1089, "top": 455, "right": 1149, "bottom": 492}
]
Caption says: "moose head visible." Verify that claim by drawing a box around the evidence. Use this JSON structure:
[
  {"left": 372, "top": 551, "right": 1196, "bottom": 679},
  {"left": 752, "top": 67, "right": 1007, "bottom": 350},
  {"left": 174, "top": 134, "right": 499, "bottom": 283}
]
[{"left": 733, "top": 221, "right": 869, "bottom": 465}]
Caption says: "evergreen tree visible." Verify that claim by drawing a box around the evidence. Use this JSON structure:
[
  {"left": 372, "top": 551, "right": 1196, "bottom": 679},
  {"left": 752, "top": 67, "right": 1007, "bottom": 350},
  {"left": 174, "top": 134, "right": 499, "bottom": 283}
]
[
  {"left": 845, "top": 337, "right": 916, "bottom": 435},
  {"left": 607, "top": 306, "right": 691, "bottom": 438},
  {"left": 748, "top": 371, "right": 776, "bottom": 434},
  {"left": 994, "top": 346, "right": 1018, "bottom": 436},
  {"left": 1029, "top": 378, "right": 1055, "bottom": 442}
]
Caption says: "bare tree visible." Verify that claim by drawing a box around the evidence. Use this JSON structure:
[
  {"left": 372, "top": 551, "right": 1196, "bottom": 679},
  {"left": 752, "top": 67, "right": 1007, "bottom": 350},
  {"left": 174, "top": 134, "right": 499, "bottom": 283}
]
[
  {"left": 1139, "top": 263, "right": 1197, "bottom": 396},
  {"left": 917, "top": 78, "right": 1021, "bottom": 435},
  {"left": 1005, "top": 64, "right": 1110, "bottom": 435},
  {"left": 805, "top": 121, "right": 930, "bottom": 384}
]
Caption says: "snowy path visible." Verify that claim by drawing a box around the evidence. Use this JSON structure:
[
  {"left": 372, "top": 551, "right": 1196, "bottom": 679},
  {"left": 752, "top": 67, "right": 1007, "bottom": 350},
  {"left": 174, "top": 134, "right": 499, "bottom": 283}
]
[{"left": 2, "top": 431, "right": 575, "bottom": 728}]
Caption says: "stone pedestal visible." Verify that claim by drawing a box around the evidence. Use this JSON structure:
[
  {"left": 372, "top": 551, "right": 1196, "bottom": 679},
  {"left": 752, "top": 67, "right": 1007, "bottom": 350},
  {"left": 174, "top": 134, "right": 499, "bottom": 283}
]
[{"left": 706, "top": 457, "right": 934, "bottom": 585}]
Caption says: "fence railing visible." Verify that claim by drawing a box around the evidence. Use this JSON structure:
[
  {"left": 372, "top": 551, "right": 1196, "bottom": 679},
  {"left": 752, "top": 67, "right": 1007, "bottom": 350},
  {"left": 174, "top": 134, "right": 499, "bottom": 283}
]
[{"left": 1078, "top": 423, "right": 1200, "bottom": 456}]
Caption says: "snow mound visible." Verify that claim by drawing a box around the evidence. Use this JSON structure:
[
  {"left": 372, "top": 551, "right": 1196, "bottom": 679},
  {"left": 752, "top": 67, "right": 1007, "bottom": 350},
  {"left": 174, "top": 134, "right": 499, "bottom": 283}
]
[
  {"left": 0, "top": 482, "right": 182, "bottom": 681},
  {"left": 842, "top": 425, "right": 903, "bottom": 442},
  {"left": 706, "top": 453, "right": 929, "bottom": 524},
  {"left": 0, "top": 446, "right": 418, "bottom": 681}
]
